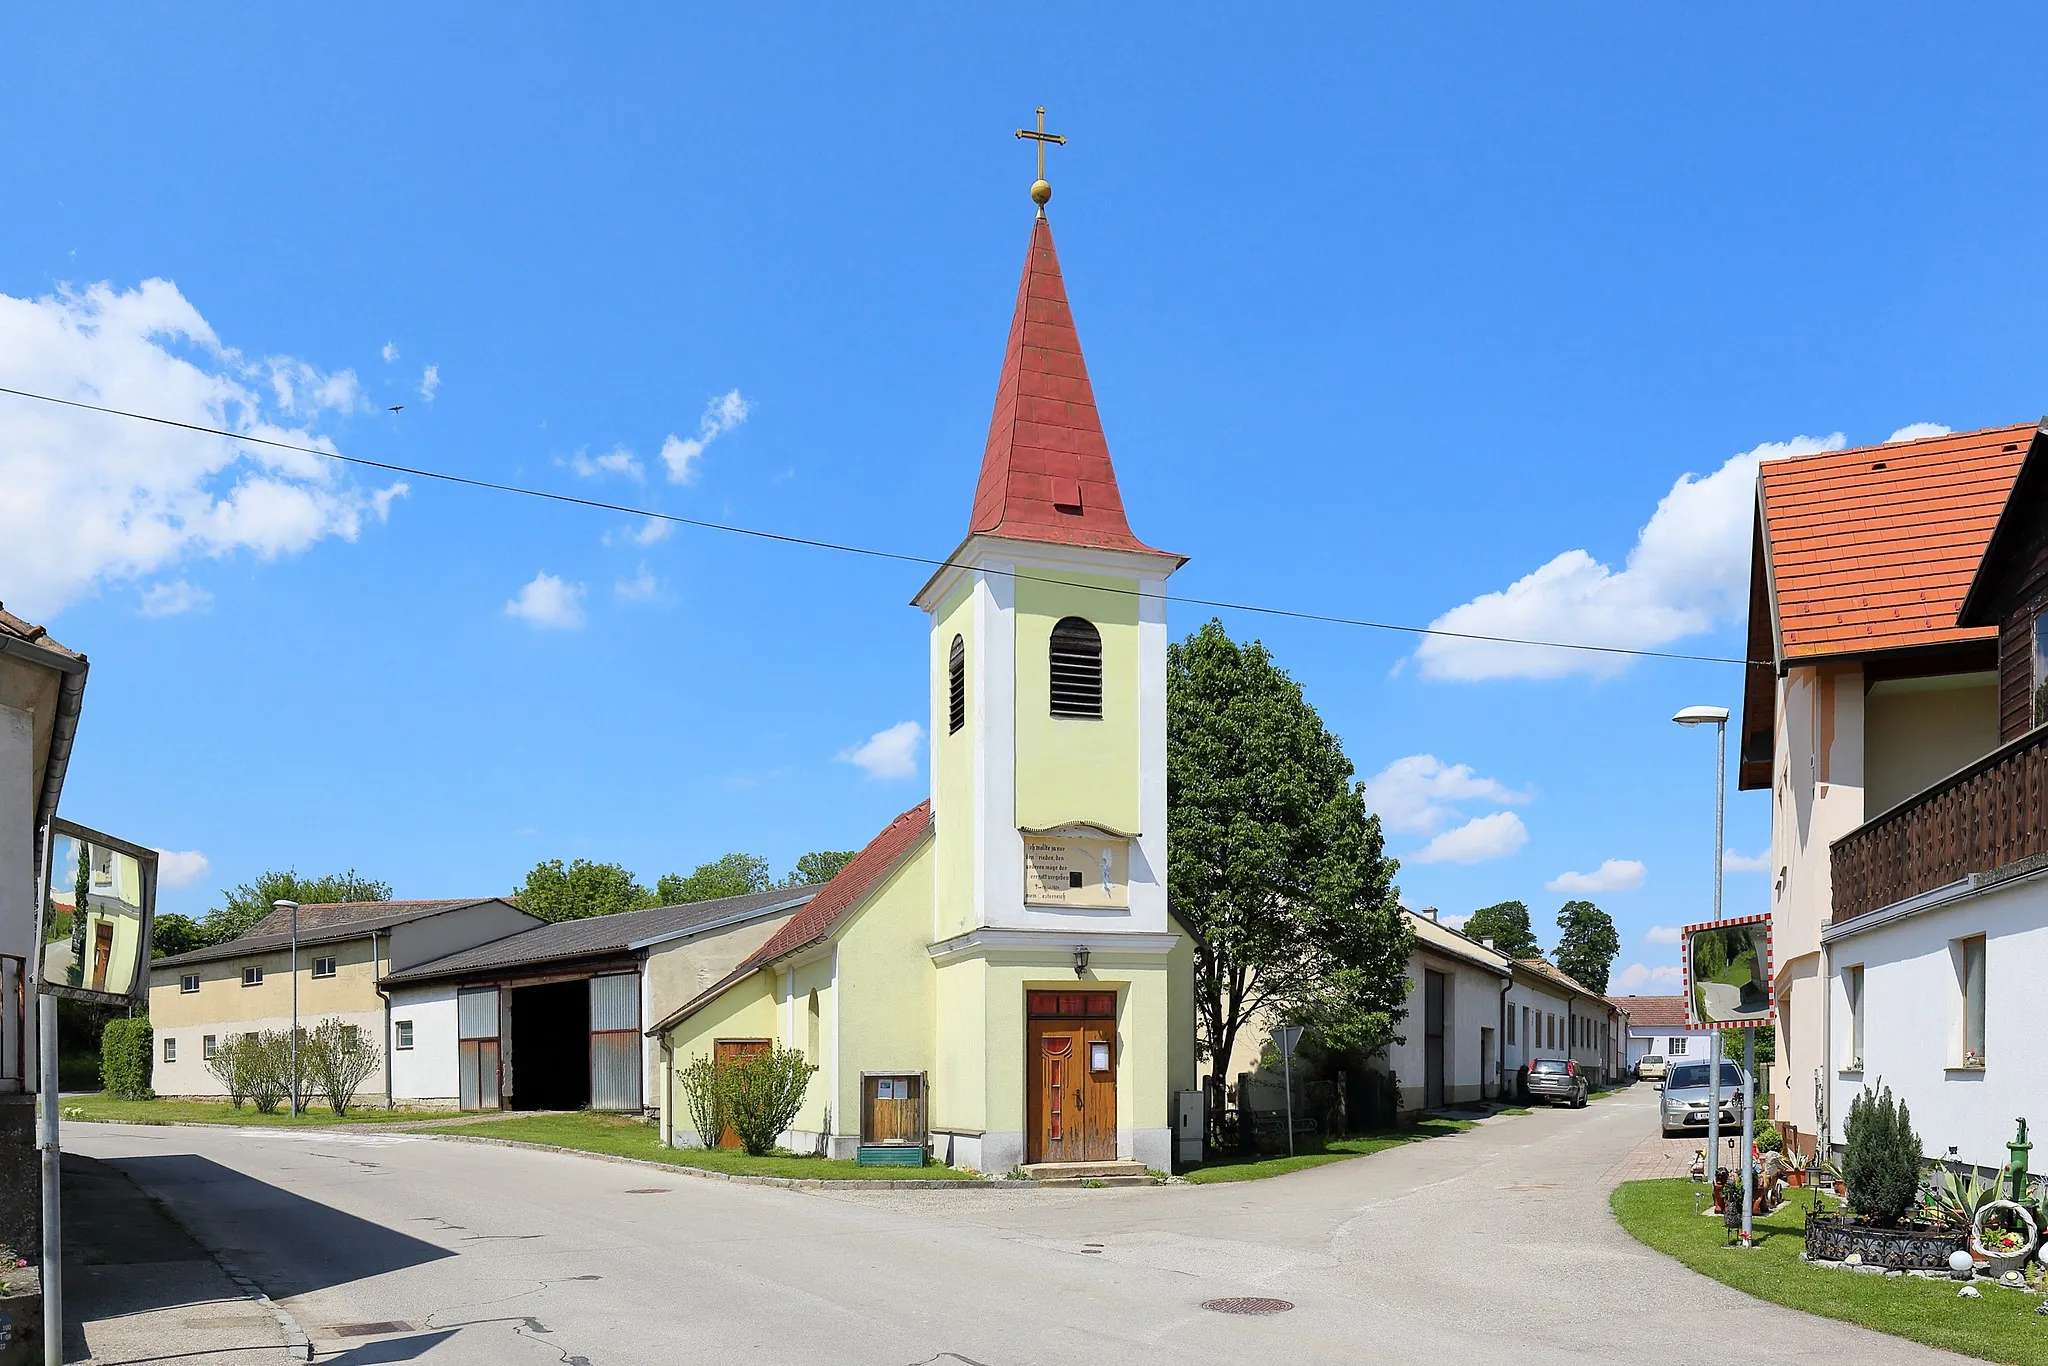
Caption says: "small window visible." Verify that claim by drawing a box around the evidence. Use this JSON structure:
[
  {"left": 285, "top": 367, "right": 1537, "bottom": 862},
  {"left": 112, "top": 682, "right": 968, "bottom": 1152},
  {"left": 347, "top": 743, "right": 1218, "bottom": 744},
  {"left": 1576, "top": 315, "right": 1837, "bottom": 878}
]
[
  {"left": 162, "top": 1037, "right": 177, "bottom": 1063},
  {"left": 202, "top": 1034, "right": 217, "bottom": 1061},
  {"left": 395, "top": 1020, "right": 414, "bottom": 1051},
  {"left": 1843, "top": 965, "right": 1864, "bottom": 1069},
  {"left": 1668, "top": 1036, "right": 1688, "bottom": 1056},
  {"left": 242, "top": 966, "right": 264, "bottom": 988},
  {"left": 1506, "top": 1010, "right": 1516, "bottom": 1046},
  {"left": 947, "top": 634, "right": 966, "bottom": 734},
  {"left": 180, "top": 973, "right": 199, "bottom": 994},
  {"left": 312, "top": 956, "right": 337, "bottom": 979},
  {"left": 2033, "top": 612, "right": 2048, "bottom": 728},
  {"left": 1957, "top": 936, "right": 1986, "bottom": 1066},
  {"left": 1049, "top": 617, "right": 1103, "bottom": 719}
]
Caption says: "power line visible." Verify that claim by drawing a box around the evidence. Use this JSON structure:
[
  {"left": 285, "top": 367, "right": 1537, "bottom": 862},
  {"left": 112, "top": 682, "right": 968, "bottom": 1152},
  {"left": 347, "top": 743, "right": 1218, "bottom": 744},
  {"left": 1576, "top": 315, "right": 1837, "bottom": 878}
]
[{"left": 0, "top": 383, "right": 1760, "bottom": 668}]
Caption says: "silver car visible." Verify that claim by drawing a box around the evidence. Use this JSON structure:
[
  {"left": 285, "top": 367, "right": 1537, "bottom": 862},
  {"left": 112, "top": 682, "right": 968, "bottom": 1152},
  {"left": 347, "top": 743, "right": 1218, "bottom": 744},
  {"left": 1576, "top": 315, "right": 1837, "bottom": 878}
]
[{"left": 1658, "top": 1059, "right": 1746, "bottom": 1137}]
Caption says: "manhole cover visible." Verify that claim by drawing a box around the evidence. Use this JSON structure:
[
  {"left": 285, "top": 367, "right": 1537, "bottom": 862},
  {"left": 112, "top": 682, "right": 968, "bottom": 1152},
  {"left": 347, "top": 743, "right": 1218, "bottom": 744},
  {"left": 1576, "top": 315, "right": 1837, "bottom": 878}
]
[
  {"left": 1201, "top": 1298, "right": 1293, "bottom": 1316},
  {"left": 623, "top": 1188, "right": 671, "bottom": 1194}
]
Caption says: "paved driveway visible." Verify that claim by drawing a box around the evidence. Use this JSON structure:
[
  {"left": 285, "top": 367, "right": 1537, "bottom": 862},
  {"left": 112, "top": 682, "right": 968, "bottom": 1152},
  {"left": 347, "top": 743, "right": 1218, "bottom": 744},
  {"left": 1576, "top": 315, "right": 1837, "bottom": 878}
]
[{"left": 65, "top": 1090, "right": 1959, "bottom": 1366}]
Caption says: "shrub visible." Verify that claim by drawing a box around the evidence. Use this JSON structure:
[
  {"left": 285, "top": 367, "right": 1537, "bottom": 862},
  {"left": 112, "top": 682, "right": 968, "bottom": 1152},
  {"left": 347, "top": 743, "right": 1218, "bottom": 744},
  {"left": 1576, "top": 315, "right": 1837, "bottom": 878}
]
[
  {"left": 1755, "top": 1121, "right": 1782, "bottom": 1154},
  {"left": 676, "top": 1054, "right": 725, "bottom": 1149},
  {"left": 204, "top": 1033, "right": 254, "bottom": 1107},
  {"left": 303, "top": 1018, "right": 379, "bottom": 1115},
  {"left": 723, "top": 1047, "right": 817, "bottom": 1156},
  {"left": 1843, "top": 1083, "right": 1921, "bottom": 1226},
  {"left": 100, "top": 1017, "right": 154, "bottom": 1100},
  {"left": 242, "top": 1030, "right": 296, "bottom": 1115}
]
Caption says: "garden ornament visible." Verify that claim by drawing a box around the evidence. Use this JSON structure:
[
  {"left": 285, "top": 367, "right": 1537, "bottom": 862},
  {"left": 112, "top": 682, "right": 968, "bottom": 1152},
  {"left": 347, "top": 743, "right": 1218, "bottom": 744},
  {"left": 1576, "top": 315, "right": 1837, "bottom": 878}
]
[
  {"left": 1971, "top": 1199, "right": 2039, "bottom": 1278},
  {"left": 1958, "top": 1284, "right": 1982, "bottom": 1299},
  {"left": 1948, "top": 1249, "right": 1976, "bottom": 1277},
  {"left": 2009, "top": 1118, "right": 2031, "bottom": 1203}
]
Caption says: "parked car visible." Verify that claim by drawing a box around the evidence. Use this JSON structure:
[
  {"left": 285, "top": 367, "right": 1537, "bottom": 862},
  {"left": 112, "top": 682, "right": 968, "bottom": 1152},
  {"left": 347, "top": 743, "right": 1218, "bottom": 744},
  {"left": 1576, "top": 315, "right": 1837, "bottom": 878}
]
[
  {"left": 1523, "top": 1058, "right": 1589, "bottom": 1108},
  {"left": 1635, "top": 1054, "right": 1669, "bottom": 1082},
  {"left": 1658, "top": 1060, "right": 1746, "bottom": 1137}
]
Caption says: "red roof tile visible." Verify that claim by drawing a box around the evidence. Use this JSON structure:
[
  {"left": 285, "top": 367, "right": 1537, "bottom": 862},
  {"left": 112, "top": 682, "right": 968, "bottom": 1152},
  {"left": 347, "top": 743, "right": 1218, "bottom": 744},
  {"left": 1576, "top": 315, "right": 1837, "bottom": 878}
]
[
  {"left": 1605, "top": 995, "right": 1692, "bottom": 1029},
  {"left": 967, "top": 219, "right": 1177, "bottom": 560},
  {"left": 646, "top": 801, "right": 933, "bottom": 1035},
  {"left": 1759, "top": 423, "right": 2033, "bottom": 662}
]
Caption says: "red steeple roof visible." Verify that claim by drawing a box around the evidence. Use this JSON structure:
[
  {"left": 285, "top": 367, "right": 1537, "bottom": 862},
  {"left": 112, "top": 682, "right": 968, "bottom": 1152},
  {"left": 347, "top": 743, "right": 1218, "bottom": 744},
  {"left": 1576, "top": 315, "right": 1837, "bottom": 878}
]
[{"left": 967, "top": 218, "right": 1177, "bottom": 560}]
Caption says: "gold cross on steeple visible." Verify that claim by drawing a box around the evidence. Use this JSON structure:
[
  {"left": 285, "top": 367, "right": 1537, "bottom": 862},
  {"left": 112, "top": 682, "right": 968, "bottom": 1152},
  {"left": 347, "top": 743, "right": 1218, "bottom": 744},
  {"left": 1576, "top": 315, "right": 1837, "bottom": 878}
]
[{"left": 1015, "top": 106, "right": 1066, "bottom": 217}]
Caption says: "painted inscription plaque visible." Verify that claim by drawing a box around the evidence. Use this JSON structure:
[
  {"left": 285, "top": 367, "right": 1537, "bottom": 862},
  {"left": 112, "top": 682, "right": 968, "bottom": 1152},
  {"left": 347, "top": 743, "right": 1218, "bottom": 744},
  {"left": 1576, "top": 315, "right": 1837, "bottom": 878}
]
[{"left": 1022, "top": 832, "right": 1129, "bottom": 909}]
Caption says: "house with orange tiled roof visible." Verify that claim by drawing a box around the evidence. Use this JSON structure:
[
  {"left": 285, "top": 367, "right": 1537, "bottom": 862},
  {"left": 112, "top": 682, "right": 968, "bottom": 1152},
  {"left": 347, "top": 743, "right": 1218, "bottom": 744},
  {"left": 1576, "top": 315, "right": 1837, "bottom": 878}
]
[
  {"left": 644, "top": 195, "right": 1198, "bottom": 1174},
  {"left": 1742, "top": 420, "right": 2048, "bottom": 1168}
]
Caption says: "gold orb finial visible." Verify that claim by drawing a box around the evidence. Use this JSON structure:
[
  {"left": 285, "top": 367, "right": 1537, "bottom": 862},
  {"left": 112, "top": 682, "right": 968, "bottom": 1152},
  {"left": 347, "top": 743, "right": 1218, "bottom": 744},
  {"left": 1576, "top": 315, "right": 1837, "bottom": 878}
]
[{"left": 1030, "top": 178, "right": 1052, "bottom": 208}]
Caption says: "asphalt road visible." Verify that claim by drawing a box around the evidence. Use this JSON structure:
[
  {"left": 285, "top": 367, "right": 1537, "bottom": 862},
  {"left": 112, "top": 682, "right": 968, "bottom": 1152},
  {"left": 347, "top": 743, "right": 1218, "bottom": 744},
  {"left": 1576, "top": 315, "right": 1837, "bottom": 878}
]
[{"left": 65, "top": 1091, "right": 1958, "bottom": 1366}]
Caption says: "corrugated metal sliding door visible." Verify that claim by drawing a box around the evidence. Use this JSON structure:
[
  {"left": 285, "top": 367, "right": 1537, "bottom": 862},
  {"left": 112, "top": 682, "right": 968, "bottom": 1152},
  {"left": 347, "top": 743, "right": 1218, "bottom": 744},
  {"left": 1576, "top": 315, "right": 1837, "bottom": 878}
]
[
  {"left": 457, "top": 987, "right": 502, "bottom": 1111},
  {"left": 589, "top": 973, "right": 641, "bottom": 1111}
]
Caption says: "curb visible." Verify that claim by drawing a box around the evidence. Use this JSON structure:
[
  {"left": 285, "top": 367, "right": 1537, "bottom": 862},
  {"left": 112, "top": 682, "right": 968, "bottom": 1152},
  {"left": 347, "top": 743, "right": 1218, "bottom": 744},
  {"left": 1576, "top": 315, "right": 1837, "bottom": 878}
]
[
  {"left": 212, "top": 1253, "right": 313, "bottom": 1363},
  {"left": 420, "top": 1132, "right": 1043, "bottom": 1191}
]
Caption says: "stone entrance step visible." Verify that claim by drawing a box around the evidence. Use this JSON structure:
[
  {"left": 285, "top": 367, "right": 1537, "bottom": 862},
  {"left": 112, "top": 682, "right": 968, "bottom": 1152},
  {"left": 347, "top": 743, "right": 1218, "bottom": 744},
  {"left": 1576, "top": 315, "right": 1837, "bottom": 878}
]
[{"left": 1022, "top": 1161, "right": 1155, "bottom": 1187}]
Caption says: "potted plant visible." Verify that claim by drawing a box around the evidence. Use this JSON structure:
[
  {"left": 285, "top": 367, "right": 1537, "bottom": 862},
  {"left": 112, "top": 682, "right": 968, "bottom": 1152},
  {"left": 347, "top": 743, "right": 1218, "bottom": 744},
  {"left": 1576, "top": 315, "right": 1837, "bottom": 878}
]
[{"left": 1802, "top": 1086, "right": 1967, "bottom": 1270}]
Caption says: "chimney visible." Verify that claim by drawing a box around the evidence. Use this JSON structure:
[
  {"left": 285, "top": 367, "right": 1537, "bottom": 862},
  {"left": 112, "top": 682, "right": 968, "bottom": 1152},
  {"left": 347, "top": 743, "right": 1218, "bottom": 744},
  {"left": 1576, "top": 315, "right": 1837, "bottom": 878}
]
[{"left": 1477, "top": 937, "right": 1494, "bottom": 950}]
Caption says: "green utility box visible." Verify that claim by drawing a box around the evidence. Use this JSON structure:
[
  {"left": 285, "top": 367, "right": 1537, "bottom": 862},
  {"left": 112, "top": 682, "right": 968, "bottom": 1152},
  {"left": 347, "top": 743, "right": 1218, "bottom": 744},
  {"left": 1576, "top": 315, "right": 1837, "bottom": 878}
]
[{"left": 856, "top": 1145, "right": 927, "bottom": 1167}]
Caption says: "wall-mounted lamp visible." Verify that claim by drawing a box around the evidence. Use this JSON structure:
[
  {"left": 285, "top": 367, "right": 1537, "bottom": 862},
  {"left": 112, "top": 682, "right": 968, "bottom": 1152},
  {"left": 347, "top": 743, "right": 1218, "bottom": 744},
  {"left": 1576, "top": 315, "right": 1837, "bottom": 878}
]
[{"left": 1073, "top": 946, "right": 1090, "bottom": 979}]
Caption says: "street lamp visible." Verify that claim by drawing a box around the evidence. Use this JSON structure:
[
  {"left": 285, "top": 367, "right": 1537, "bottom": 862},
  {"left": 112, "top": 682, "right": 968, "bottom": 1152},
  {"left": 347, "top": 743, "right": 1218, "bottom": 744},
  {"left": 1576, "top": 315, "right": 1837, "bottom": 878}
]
[
  {"left": 1672, "top": 704, "right": 1752, "bottom": 1245},
  {"left": 275, "top": 899, "right": 301, "bottom": 1116}
]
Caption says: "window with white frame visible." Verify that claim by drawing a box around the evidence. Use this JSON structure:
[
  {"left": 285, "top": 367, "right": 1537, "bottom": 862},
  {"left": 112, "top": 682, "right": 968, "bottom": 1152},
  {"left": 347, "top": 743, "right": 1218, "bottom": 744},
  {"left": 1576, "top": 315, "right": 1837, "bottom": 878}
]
[
  {"left": 180, "top": 973, "right": 199, "bottom": 994},
  {"left": 203, "top": 1035, "right": 217, "bottom": 1061},
  {"left": 395, "top": 1020, "right": 414, "bottom": 1050},
  {"left": 312, "top": 956, "right": 336, "bottom": 979},
  {"left": 1844, "top": 965, "right": 1864, "bottom": 1070},
  {"left": 1668, "top": 1036, "right": 1688, "bottom": 1056},
  {"left": 162, "top": 1037, "right": 176, "bottom": 1063},
  {"left": 241, "top": 966, "right": 263, "bottom": 987},
  {"left": 1956, "top": 936, "right": 1986, "bottom": 1066}
]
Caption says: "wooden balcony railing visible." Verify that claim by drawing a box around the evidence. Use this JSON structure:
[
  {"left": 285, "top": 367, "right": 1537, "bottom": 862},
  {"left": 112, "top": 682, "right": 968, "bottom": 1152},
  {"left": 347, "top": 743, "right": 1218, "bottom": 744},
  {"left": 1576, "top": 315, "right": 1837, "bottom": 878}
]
[{"left": 1832, "top": 726, "right": 2048, "bottom": 922}]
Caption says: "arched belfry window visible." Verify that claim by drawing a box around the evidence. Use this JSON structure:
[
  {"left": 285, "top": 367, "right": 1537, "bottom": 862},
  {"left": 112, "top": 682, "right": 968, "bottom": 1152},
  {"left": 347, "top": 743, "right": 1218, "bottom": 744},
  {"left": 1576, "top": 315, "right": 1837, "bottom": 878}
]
[
  {"left": 948, "top": 635, "right": 966, "bottom": 734},
  {"left": 1049, "top": 617, "right": 1103, "bottom": 720}
]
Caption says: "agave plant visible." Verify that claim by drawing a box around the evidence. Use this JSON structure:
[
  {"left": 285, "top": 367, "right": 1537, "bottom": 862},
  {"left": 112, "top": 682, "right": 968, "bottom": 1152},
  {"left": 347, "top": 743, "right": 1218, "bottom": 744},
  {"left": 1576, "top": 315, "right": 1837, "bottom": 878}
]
[{"left": 1923, "top": 1161, "right": 2001, "bottom": 1231}]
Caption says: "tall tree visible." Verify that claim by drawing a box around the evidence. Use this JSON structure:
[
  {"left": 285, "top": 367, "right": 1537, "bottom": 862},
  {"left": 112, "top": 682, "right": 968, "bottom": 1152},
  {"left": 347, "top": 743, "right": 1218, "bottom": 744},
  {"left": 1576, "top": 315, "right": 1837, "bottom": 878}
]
[
  {"left": 512, "top": 859, "right": 652, "bottom": 922},
  {"left": 150, "top": 913, "right": 208, "bottom": 959},
  {"left": 1168, "top": 620, "right": 1412, "bottom": 1089},
  {"left": 213, "top": 869, "right": 394, "bottom": 942},
  {"left": 657, "top": 853, "right": 773, "bottom": 905},
  {"left": 782, "top": 850, "right": 855, "bottom": 887},
  {"left": 1464, "top": 900, "right": 1540, "bottom": 959},
  {"left": 1553, "top": 900, "right": 1621, "bottom": 994},
  {"left": 67, "top": 840, "right": 89, "bottom": 977}
]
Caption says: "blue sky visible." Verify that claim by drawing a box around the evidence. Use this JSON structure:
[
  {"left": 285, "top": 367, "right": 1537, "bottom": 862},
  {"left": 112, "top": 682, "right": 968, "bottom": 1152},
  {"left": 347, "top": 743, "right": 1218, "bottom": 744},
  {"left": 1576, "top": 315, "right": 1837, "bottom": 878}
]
[{"left": 4, "top": 6, "right": 2042, "bottom": 992}]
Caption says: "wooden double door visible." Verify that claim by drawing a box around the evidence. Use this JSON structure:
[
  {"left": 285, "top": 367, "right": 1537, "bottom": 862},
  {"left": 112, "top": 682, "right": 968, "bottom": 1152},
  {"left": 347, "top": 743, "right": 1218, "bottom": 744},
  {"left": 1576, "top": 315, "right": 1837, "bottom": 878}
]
[{"left": 1026, "top": 991, "right": 1118, "bottom": 1164}]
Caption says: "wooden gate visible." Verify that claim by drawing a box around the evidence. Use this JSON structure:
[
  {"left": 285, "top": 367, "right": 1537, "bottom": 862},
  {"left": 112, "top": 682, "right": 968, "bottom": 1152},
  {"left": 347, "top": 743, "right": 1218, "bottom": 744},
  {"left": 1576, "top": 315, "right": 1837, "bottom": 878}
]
[{"left": 1026, "top": 990, "right": 1117, "bottom": 1164}]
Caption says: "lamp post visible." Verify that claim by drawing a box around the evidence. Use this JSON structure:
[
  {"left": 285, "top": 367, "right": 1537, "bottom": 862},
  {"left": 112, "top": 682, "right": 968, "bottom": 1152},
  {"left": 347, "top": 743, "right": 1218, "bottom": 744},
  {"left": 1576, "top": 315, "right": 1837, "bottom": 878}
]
[
  {"left": 275, "top": 899, "right": 301, "bottom": 1116},
  {"left": 1672, "top": 705, "right": 1748, "bottom": 1242}
]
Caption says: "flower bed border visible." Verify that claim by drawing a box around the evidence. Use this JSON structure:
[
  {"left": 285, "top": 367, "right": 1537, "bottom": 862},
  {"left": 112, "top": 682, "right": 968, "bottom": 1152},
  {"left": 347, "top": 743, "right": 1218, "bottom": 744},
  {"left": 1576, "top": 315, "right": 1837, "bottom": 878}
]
[{"left": 1803, "top": 1211, "right": 1967, "bottom": 1270}]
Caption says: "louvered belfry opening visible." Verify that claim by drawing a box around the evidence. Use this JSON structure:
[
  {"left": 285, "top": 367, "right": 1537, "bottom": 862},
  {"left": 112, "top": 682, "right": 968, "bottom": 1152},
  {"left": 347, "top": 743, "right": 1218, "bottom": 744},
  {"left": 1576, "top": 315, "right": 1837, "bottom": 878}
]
[
  {"left": 1048, "top": 617, "right": 1103, "bottom": 719},
  {"left": 948, "top": 634, "right": 966, "bottom": 734}
]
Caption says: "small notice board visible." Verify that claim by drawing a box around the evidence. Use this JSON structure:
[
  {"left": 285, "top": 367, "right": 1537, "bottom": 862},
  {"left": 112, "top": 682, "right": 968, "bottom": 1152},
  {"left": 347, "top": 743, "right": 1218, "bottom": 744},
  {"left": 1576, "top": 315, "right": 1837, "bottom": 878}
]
[{"left": 1022, "top": 827, "right": 1130, "bottom": 909}]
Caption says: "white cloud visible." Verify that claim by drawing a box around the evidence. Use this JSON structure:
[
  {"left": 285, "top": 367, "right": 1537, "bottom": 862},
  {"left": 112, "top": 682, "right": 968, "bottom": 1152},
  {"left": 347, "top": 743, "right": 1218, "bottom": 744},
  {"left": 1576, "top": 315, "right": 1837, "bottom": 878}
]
[
  {"left": 602, "top": 517, "right": 674, "bottom": 548},
  {"left": 614, "top": 566, "right": 659, "bottom": 601},
  {"left": 1412, "top": 433, "right": 1846, "bottom": 680},
  {"left": 1364, "top": 754, "right": 1532, "bottom": 836},
  {"left": 660, "top": 389, "right": 750, "bottom": 484},
  {"left": 154, "top": 849, "right": 211, "bottom": 889},
  {"left": 381, "top": 341, "right": 399, "bottom": 363},
  {"left": 1614, "top": 962, "right": 1684, "bottom": 991},
  {"left": 0, "top": 279, "right": 407, "bottom": 619},
  {"left": 1546, "top": 858, "right": 1646, "bottom": 894},
  {"left": 1438, "top": 912, "right": 1473, "bottom": 932},
  {"left": 566, "top": 446, "right": 645, "bottom": 481},
  {"left": 1412, "top": 811, "right": 1528, "bottom": 865},
  {"left": 504, "top": 572, "right": 586, "bottom": 629},
  {"left": 1886, "top": 422, "right": 1950, "bottom": 443},
  {"left": 1645, "top": 925, "right": 1682, "bottom": 945},
  {"left": 419, "top": 364, "right": 441, "bottom": 401},
  {"left": 837, "top": 720, "right": 923, "bottom": 780},
  {"left": 137, "top": 580, "right": 213, "bottom": 617},
  {"left": 1723, "top": 847, "right": 1770, "bottom": 873}
]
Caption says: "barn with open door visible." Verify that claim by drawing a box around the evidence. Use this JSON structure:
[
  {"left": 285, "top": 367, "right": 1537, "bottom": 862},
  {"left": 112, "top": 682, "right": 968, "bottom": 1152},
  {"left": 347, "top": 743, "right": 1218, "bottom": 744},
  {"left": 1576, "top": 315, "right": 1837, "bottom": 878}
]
[{"left": 381, "top": 888, "right": 813, "bottom": 1112}]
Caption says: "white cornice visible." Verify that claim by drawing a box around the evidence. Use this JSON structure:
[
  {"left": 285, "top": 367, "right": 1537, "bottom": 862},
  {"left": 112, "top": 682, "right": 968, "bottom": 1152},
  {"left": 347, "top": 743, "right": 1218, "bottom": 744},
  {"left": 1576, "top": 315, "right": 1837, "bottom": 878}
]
[
  {"left": 925, "top": 926, "right": 1180, "bottom": 966},
  {"left": 912, "top": 534, "right": 1182, "bottom": 611}
]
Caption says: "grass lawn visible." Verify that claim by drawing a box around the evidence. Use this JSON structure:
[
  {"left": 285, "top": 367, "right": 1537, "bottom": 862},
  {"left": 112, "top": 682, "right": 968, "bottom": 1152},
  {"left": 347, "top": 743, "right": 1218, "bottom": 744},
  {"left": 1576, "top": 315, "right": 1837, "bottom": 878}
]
[
  {"left": 1612, "top": 1179, "right": 2045, "bottom": 1365},
  {"left": 1180, "top": 1118, "right": 1473, "bottom": 1185},
  {"left": 59, "top": 1093, "right": 465, "bottom": 1126},
  {"left": 448, "top": 1112, "right": 981, "bottom": 1180}
]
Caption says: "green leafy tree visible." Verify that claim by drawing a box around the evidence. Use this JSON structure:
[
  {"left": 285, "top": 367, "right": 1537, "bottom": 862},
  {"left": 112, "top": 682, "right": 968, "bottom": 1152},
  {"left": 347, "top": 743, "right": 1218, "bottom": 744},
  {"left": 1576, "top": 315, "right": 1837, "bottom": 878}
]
[
  {"left": 151, "top": 913, "right": 208, "bottom": 959},
  {"left": 1553, "top": 900, "right": 1620, "bottom": 994},
  {"left": 513, "top": 859, "right": 653, "bottom": 922},
  {"left": 782, "top": 850, "right": 855, "bottom": 888},
  {"left": 1168, "top": 620, "right": 1412, "bottom": 1089},
  {"left": 658, "top": 853, "right": 773, "bottom": 905},
  {"left": 1843, "top": 1083, "right": 1921, "bottom": 1225},
  {"left": 68, "top": 841, "right": 89, "bottom": 982},
  {"left": 211, "top": 869, "right": 393, "bottom": 943},
  {"left": 1464, "top": 901, "right": 1540, "bottom": 960}
]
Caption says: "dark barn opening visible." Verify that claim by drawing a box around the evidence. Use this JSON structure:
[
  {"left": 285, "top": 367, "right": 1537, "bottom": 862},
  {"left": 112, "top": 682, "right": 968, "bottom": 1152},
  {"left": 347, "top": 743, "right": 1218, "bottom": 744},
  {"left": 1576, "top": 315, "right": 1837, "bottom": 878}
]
[{"left": 509, "top": 980, "right": 590, "bottom": 1110}]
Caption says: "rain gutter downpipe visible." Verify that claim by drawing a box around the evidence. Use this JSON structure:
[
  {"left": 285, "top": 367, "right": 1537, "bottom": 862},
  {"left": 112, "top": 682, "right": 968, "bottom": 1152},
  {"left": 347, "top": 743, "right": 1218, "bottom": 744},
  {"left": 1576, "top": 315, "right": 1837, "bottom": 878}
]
[{"left": 371, "top": 930, "right": 394, "bottom": 1110}]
